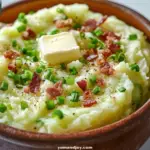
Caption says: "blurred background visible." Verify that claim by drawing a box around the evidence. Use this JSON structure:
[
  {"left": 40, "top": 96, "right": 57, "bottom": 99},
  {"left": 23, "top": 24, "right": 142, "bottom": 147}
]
[{"left": 1, "top": 0, "right": 150, "bottom": 150}]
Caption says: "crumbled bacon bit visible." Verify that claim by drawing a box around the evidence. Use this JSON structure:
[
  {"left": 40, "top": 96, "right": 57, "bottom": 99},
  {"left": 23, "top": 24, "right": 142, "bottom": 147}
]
[
  {"left": 46, "top": 81, "right": 63, "bottom": 99},
  {"left": 100, "top": 31, "right": 121, "bottom": 42},
  {"left": 4, "top": 50, "right": 20, "bottom": 59},
  {"left": 29, "top": 72, "right": 41, "bottom": 93},
  {"left": 96, "top": 78, "right": 105, "bottom": 87},
  {"left": 83, "top": 90, "right": 93, "bottom": 100},
  {"left": 97, "top": 15, "right": 108, "bottom": 26},
  {"left": 83, "top": 99, "right": 97, "bottom": 107},
  {"left": 83, "top": 90, "right": 97, "bottom": 107},
  {"left": 108, "top": 42, "right": 120, "bottom": 53},
  {"left": 101, "top": 49, "right": 112, "bottom": 58},
  {"left": 100, "top": 62, "right": 114, "bottom": 75},
  {"left": 8, "top": 63, "right": 17, "bottom": 73},
  {"left": 81, "top": 19, "right": 97, "bottom": 32},
  {"left": 22, "top": 28, "right": 36, "bottom": 40},
  {"left": 55, "top": 18, "right": 73, "bottom": 28},
  {"left": 83, "top": 49, "right": 98, "bottom": 61},
  {"left": 77, "top": 80, "right": 87, "bottom": 91}
]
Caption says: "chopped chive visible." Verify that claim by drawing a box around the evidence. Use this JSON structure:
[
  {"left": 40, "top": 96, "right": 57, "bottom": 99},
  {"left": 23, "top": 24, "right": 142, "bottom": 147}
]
[
  {"left": 70, "top": 91, "right": 80, "bottom": 102},
  {"left": 57, "top": 96, "right": 65, "bottom": 105},
  {"left": 48, "top": 29, "right": 59, "bottom": 35},
  {"left": 93, "top": 28, "right": 103, "bottom": 36},
  {"left": 118, "top": 87, "right": 126, "bottom": 92},
  {"left": 92, "top": 86, "right": 101, "bottom": 94},
  {"left": 21, "top": 70, "right": 33, "bottom": 81},
  {"left": 46, "top": 100, "right": 55, "bottom": 110},
  {"left": 45, "top": 68, "right": 53, "bottom": 80},
  {"left": 89, "top": 75, "right": 97, "bottom": 84},
  {"left": 88, "top": 43, "right": 96, "bottom": 49},
  {"left": 16, "top": 57, "right": 22, "bottom": 67},
  {"left": 69, "top": 67, "right": 78, "bottom": 75},
  {"left": 130, "top": 63, "right": 140, "bottom": 72},
  {"left": 79, "top": 57, "right": 87, "bottom": 64},
  {"left": 118, "top": 53, "right": 125, "bottom": 62},
  {"left": 8, "top": 70, "right": 15, "bottom": 78},
  {"left": 32, "top": 56, "right": 39, "bottom": 62},
  {"left": 56, "top": 7, "right": 64, "bottom": 13},
  {"left": 80, "top": 32, "right": 85, "bottom": 39},
  {"left": 52, "top": 109, "right": 64, "bottom": 119},
  {"left": 29, "top": 10, "right": 35, "bottom": 14},
  {"left": 18, "top": 12, "right": 27, "bottom": 24},
  {"left": 21, "top": 101, "right": 28, "bottom": 110},
  {"left": 17, "top": 24, "right": 26, "bottom": 32},
  {"left": 60, "top": 63, "right": 66, "bottom": 70},
  {"left": 65, "top": 76, "right": 75, "bottom": 85},
  {"left": 0, "top": 81, "right": 8, "bottom": 91},
  {"left": 14, "top": 74, "right": 21, "bottom": 84},
  {"left": 36, "top": 67, "right": 43, "bottom": 73},
  {"left": 12, "top": 40, "right": 17, "bottom": 48},
  {"left": 0, "top": 103, "right": 7, "bottom": 113},
  {"left": 128, "top": 34, "right": 137, "bottom": 40},
  {"left": 39, "top": 32, "right": 46, "bottom": 37},
  {"left": 73, "top": 23, "right": 81, "bottom": 30},
  {"left": 49, "top": 74, "right": 59, "bottom": 83}
]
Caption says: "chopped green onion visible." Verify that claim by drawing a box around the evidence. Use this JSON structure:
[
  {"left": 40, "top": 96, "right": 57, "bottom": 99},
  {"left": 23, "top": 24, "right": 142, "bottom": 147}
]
[
  {"left": 48, "top": 29, "right": 60, "bottom": 35},
  {"left": 21, "top": 47, "right": 28, "bottom": 54},
  {"left": 92, "top": 86, "right": 101, "bottom": 94},
  {"left": 52, "top": 109, "right": 64, "bottom": 119},
  {"left": 130, "top": 63, "right": 140, "bottom": 72},
  {"left": 21, "top": 101, "right": 28, "bottom": 110},
  {"left": 89, "top": 75, "right": 97, "bottom": 84},
  {"left": 46, "top": 100, "right": 55, "bottom": 110},
  {"left": 32, "top": 56, "right": 39, "bottom": 62},
  {"left": 18, "top": 12, "right": 27, "bottom": 24},
  {"left": 69, "top": 67, "right": 78, "bottom": 75},
  {"left": 73, "top": 23, "right": 81, "bottom": 30},
  {"left": 0, "top": 103, "right": 7, "bottom": 113},
  {"left": 21, "top": 70, "right": 33, "bottom": 81},
  {"left": 14, "top": 74, "right": 21, "bottom": 84},
  {"left": 80, "top": 32, "right": 85, "bottom": 39},
  {"left": 29, "top": 10, "right": 35, "bottom": 14},
  {"left": 45, "top": 68, "right": 53, "bottom": 80},
  {"left": 70, "top": 91, "right": 80, "bottom": 102},
  {"left": 118, "top": 87, "right": 126, "bottom": 92},
  {"left": 128, "top": 34, "right": 137, "bottom": 40},
  {"left": 0, "top": 81, "right": 8, "bottom": 91},
  {"left": 57, "top": 96, "right": 65, "bottom": 105},
  {"left": 79, "top": 57, "right": 87, "bottom": 64},
  {"left": 65, "top": 76, "right": 75, "bottom": 85},
  {"left": 90, "top": 37, "right": 99, "bottom": 44},
  {"left": 118, "top": 53, "right": 125, "bottom": 62},
  {"left": 36, "top": 67, "right": 43, "bottom": 73},
  {"left": 93, "top": 28, "right": 103, "bottom": 36},
  {"left": 8, "top": 70, "right": 15, "bottom": 78},
  {"left": 17, "top": 24, "right": 26, "bottom": 32},
  {"left": 88, "top": 43, "right": 96, "bottom": 49},
  {"left": 39, "top": 32, "right": 46, "bottom": 37},
  {"left": 16, "top": 57, "right": 22, "bottom": 67},
  {"left": 60, "top": 63, "right": 66, "bottom": 70},
  {"left": 49, "top": 74, "right": 59, "bottom": 83},
  {"left": 56, "top": 7, "right": 64, "bottom": 13},
  {"left": 12, "top": 40, "right": 17, "bottom": 48}
]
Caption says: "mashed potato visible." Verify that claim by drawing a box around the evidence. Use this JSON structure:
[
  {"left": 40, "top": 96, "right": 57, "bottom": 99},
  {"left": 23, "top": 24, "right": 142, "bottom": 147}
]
[{"left": 0, "top": 4, "right": 150, "bottom": 133}]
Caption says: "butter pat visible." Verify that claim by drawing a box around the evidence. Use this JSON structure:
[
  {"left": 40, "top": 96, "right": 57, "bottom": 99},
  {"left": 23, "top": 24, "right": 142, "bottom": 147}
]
[{"left": 39, "top": 32, "right": 81, "bottom": 65}]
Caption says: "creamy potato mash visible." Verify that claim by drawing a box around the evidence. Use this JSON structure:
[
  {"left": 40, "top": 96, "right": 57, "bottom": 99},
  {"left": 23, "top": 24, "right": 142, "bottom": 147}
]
[{"left": 0, "top": 4, "right": 150, "bottom": 133}]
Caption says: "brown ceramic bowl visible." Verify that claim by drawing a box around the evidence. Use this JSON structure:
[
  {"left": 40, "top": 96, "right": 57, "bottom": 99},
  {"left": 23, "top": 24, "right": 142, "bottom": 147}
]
[{"left": 0, "top": 0, "right": 150, "bottom": 150}]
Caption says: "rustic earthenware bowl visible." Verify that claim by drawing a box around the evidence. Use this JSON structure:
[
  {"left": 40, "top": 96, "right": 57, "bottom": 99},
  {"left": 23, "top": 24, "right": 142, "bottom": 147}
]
[{"left": 0, "top": 0, "right": 150, "bottom": 150}]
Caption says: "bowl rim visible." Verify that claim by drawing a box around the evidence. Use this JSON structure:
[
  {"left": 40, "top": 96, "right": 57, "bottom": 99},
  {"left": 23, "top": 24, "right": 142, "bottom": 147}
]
[{"left": 0, "top": 0, "right": 150, "bottom": 142}]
